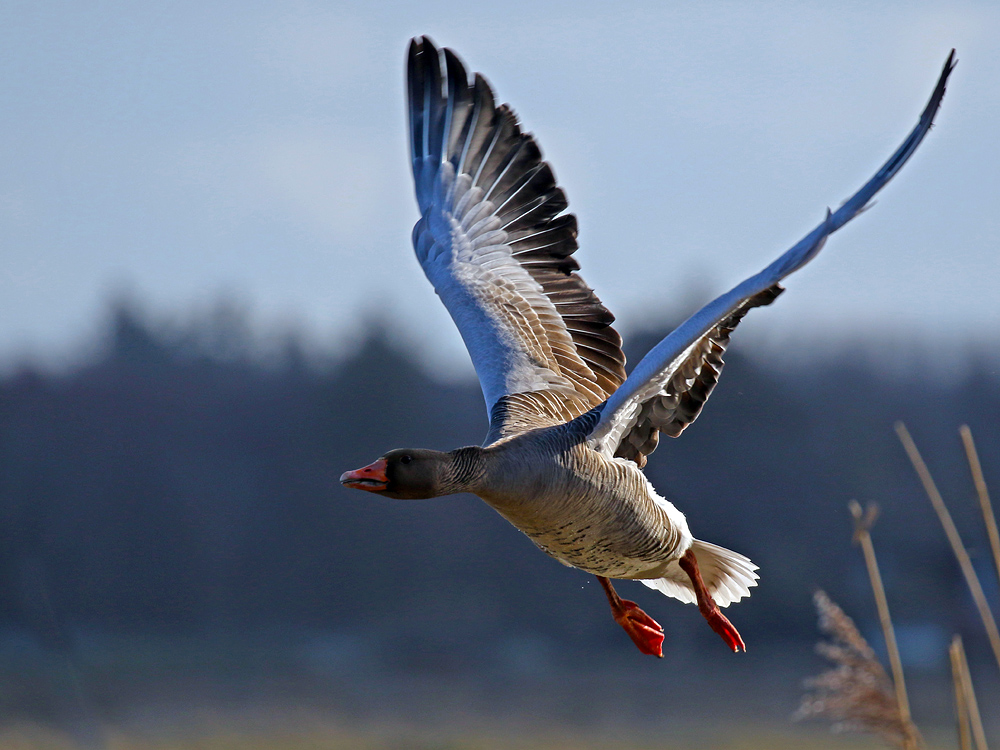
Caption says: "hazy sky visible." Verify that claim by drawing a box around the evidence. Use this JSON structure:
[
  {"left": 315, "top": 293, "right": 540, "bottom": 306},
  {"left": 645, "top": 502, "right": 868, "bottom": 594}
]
[{"left": 1, "top": 1, "right": 997, "bottom": 374}]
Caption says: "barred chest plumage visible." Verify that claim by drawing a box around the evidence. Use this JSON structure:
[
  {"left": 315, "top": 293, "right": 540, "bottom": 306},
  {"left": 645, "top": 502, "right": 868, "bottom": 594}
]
[{"left": 473, "top": 427, "right": 692, "bottom": 578}]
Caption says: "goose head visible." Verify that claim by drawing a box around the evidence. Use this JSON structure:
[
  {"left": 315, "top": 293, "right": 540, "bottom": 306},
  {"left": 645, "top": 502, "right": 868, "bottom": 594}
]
[{"left": 340, "top": 447, "right": 481, "bottom": 499}]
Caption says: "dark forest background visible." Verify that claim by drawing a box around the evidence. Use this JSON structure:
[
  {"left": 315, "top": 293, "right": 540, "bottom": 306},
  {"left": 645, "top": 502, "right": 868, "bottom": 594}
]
[{"left": 1, "top": 301, "right": 998, "bottom": 736}]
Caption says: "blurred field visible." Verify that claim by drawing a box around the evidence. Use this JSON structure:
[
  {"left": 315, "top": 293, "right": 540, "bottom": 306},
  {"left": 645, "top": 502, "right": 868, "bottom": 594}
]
[
  {"left": 0, "top": 721, "right": 950, "bottom": 750},
  {"left": 1, "top": 629, "right": 992, "bottom": 750}
]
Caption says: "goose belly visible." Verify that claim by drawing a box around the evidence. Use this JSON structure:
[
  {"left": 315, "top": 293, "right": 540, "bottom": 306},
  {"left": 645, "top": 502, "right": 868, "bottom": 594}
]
[{"left": 482, "top": 452, "right": 691, "bottom": 578}]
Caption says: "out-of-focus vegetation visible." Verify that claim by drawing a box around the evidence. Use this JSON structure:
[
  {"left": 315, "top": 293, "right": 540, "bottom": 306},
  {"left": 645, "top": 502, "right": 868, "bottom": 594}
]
[
  {"left": 0, "top": 721, "right": 916, "bottom": 750},
  {"left": 1, "top": 300, "right": 998, "bottom": 742},
  {"left": 0, "top": 722, "right": 928, "bottom": 750}
]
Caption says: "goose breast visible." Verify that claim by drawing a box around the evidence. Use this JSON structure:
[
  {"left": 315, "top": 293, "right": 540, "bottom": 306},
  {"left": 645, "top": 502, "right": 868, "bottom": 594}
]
[{"left": 477, "top": 431, "right": 692, "bottom": 578}]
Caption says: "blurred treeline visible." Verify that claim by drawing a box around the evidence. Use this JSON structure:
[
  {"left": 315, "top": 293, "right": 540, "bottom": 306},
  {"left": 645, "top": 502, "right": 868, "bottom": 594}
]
[{"left": 1, "top": 299, "right": 998, "bottom": 671}]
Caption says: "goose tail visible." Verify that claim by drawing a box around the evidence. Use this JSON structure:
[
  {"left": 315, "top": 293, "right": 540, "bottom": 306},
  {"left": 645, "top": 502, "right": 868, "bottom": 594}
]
[{"left": 640, "top": 539, "right": 759, "bottom": 608}]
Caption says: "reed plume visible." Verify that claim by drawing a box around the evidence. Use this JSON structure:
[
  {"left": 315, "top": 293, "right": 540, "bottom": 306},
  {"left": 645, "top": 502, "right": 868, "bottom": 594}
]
[{"left": 797, "top": 590, "right": 920, "bottom": 749}]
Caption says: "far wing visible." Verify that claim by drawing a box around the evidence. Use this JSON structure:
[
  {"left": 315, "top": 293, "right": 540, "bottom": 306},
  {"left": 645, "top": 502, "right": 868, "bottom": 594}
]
[
  {"left": 589, "top": 50, "right": 956, "bottom": 463},
  {"left": 408, "top": 37, "right": 626, "bottom": 442}
]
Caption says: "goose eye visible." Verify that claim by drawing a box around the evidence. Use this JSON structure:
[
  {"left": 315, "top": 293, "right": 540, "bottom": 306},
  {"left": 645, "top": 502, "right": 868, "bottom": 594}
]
[{"left": 400, "top": 455, "right": 412, "bottom": 465}]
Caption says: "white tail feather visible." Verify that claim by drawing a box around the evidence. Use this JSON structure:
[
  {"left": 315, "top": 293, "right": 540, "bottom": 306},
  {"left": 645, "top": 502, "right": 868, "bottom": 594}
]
[{"left": 640, "top": 540, "right": 759, "bottom": 608}]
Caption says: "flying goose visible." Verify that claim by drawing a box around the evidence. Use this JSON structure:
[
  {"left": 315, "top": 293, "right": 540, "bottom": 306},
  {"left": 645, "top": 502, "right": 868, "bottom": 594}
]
[{"left": 342, "top": 38, "right": 954, "bottom": 657}]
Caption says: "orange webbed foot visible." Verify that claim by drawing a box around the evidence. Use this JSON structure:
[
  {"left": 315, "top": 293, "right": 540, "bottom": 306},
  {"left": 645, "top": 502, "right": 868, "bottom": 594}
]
[
  {"left": 611, "top": 597, "right": 665, "bottom": 657},
  {"left": 679, "top": 548, "right": 747, "bottom": 653},
  {"left": 598, "top": 576, "right": 664, "bottom": 658},
  {"left": 704, "top": 606, "right": 745, "bottom": 653}
]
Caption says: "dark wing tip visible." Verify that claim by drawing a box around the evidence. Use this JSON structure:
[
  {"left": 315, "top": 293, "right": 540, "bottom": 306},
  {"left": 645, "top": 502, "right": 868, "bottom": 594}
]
[
  {"left": 822, "top": 49, "right": 956, "bottom": 235},
  {"left": 407, "top": 38, "right": 437, "bottom": 164},
  {"left": 410, "top": 35, "right": 437, "bottom": 51},
  {"left": 407, "top": 36, "right": 438, "bottom": 72},
  {"left": 920, "top": 48, "right": 957, "bottom": 127},
  {"left": 441, "top": 46, "right": 464, "bottom": 70},
  {"left": 443, "top": 47, "right": 470, "bottom": 96}
]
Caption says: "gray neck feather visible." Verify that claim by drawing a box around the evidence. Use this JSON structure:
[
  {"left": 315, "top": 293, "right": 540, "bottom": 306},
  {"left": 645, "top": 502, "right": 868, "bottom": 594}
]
[{"left": 443, "top": 446, "right": 486, "bottom": 494}]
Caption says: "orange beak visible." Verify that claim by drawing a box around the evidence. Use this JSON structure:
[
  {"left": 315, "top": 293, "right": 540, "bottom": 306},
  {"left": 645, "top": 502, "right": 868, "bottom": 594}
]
[{"left": 340, "top": 458, "right": 389, "bottom": 492}]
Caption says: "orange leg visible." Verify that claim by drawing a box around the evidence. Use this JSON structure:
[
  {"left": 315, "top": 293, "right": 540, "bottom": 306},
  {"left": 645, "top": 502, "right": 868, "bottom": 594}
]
[
  {"left": 597, "top": 576, "right": 664, "bottom": 658},
  {"left": 678, "top": 548, "right": 746, "bottom": 652}
]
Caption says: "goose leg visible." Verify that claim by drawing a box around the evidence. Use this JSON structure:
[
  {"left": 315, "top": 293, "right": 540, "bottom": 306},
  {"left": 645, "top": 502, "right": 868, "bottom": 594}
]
[
  {"left": 597, "top": 576, "right": 664, "bottom": 657},
  {"left": 678, "top": 548, "right": 746, "bottom": 653}
]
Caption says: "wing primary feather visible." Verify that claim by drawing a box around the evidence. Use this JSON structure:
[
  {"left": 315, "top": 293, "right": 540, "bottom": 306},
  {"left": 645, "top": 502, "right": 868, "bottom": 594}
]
[
  {"left": 456, "top": 77, "right": 484, "bottom": 175},
  {"left": 471, "top": 115, "right": 506, "bottom": 191},
  {"left": 491, "top": 160, "right": 544, "bottom": 213},
  {"left": 421, "top": 48, "right": 432, "bottom": 165},
  {"left": 438, "top": 53, "right": 455, "bottom": 170},
  {"left": 475, "top": 106, "right": 521, "bottom": 194},
  {"left": 482, "top": 137, "right": 529, "bottom": 204},
  {"left": 443, "top": 49, "right": 475, "bottom": 168},
  {"left": 407, "top": 38, "right": 426, "bottom": 187},
  {"left": 440, "top": 52, "right": 455, "bottom": 169},
  {"left": 425, "top": 43, "right": 444, "bottom": 170},
  {"left": 460, "top": 75, "right": 498, "bottom": 181}
]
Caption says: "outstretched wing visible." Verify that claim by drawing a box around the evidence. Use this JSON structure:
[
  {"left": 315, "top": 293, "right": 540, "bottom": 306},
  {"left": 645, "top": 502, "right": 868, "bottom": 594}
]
[
  {"left": 589, "top": 50, "right": 956, "bottom": 464},
  {"left": 407, "top": 37, "right": 625, "bottom": 442}
]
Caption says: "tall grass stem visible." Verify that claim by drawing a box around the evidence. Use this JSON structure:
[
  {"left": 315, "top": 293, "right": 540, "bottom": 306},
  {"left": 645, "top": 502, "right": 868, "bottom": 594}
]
[
  {"left": 950, "top": 635, "right": 989, "bottom": 750},
  {"left": 960, "top": 425, "right": 1000, "bottom": 592},
  {"left": 849, "top": 501, "right": 920, "bottom": 750},
  {"left": 949, "top": 636, "right": 972, "bottom": 750},
  {"left": 895, "top": 422, "right": 1000, "bottom": 674}
]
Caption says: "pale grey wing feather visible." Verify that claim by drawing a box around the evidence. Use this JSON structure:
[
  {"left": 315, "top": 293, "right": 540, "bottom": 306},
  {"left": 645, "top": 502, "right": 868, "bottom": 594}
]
[
  {"left": 590, "top": 49, "right": 956, "bottom": 460},
  {"left": 408, "top": 37, "right": 626, "bottom": 441}
]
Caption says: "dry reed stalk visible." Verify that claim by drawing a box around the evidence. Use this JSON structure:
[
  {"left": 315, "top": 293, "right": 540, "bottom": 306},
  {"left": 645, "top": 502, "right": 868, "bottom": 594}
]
[
  {"left": 950, "top": 635, "right": 989, "bottom": 750},
  {"left": 950, "top": 636, "right": 973, "bottom": 750},
  {"left": 849, "top": 501, "right": 920, "bottom": 750},
  {"left": 960, "top": 425, "right": 1000, "bottom": 592},
  {"left": 894, "top": 421, "right": 1000, "bottom": 674},
  {"left": 797, "top": 591, "right": 920, "bottom": 749}
]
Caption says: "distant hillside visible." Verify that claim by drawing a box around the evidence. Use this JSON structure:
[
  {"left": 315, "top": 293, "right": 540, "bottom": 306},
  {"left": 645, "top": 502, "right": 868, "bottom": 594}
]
[{"left": 1, "top": 301, "right": 997, "bottom": 666}]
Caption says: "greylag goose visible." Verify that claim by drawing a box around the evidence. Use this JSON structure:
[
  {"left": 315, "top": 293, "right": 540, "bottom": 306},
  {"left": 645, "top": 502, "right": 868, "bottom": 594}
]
[{"left": 342, "top": 38, "right": 955, "bottom": 657}]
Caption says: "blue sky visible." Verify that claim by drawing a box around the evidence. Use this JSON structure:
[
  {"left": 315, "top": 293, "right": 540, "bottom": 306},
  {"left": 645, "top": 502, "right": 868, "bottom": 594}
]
[{"left": 1, "top": 1, "right": 996, "bottom": 374}]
